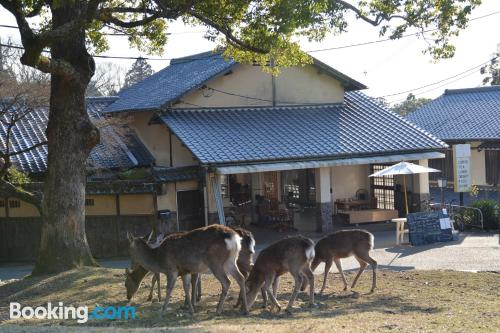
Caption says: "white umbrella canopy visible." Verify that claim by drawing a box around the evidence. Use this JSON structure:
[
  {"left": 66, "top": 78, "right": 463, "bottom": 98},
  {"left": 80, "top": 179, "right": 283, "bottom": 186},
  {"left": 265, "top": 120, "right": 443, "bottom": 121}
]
[
  {"left": 369, "top": 162, "right": 441, "bottom": 215},
  {"left": 369, "top": 161, "right": 441, "bottom": 177}
]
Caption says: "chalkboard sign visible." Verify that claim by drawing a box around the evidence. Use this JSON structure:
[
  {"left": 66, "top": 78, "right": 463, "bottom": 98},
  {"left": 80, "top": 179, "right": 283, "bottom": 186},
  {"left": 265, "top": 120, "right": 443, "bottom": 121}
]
[{"left": 407, "top": 211, "right": 454, "bottom": 246}]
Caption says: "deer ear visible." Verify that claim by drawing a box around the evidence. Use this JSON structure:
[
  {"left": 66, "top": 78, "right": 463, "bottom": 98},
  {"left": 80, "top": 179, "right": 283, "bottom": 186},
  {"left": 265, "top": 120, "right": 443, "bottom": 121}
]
[{"left": 126, "top": 231, "right": 134, "bottom": 243}]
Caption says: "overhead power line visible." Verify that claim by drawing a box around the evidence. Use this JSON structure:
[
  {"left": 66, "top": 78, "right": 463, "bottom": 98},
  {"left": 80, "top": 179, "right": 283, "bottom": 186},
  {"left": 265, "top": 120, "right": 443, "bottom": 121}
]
[
  {"left": 308, "top": 10, "right": 500, "bottom": 53},
  {"left": 380, "top": 56, "right": 497, "bottom": 99},
  {"left": 0, "top": 10, "right": 498, "bottom": 61},
  {"left": 388, "top": 69, "right": 482, "bottom": 104}
]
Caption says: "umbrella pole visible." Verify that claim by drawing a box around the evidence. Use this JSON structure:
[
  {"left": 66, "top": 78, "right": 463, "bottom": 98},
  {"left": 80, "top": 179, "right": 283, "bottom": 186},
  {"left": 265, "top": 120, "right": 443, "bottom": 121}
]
[{"left": 403, "top": 175, "right": 409, "bottom": 216}]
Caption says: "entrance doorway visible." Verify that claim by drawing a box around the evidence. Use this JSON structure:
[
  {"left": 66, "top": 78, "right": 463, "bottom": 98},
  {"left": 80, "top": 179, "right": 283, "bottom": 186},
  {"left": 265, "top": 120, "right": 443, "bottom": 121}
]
[{"left": 177, "top": 190, "right": 204, "bottom": 230}]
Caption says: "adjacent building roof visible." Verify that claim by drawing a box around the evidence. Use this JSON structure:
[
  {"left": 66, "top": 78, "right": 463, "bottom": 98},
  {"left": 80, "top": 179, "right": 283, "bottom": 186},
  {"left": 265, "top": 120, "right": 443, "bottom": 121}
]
[
  {"left": 104, "top": 51, "right": 366, "bottom": 114},
  {"left": 160, "top": 91, "right": 447, "bottom": 165},
  {"left": 152, "top": 165, "right": 202, "bottom": 182},
  {"left": 0, "top": 97, "right": 154, "bottom": 174},
  {"left": 407, "top": 86, "right": 500, "bottom": 141}
]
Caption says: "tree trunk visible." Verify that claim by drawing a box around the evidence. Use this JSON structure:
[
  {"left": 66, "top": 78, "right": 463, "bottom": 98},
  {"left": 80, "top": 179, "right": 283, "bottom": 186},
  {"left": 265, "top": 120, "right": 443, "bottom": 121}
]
[{"left": 32, "top": 3, "right": 99, "bottom": 275}]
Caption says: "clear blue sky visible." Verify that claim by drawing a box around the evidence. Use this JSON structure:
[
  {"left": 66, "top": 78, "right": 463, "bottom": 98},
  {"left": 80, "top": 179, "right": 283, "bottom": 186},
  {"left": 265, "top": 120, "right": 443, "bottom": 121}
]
[{"left": 1, "top": 1, "right": 499, "bottom": 103}]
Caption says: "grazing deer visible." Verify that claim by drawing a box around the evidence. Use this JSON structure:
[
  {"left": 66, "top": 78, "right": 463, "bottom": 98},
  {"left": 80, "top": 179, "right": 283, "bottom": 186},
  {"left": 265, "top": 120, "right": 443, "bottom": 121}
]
[
  {"left": 125, "top": 265, "right": 201, "bottom": 307},
  {"left": 127, "top": 224, "right": 248, "bottom": 315},
  {"left": 125, "top": 231, "right": 200, "bottom": 304},
  {"left": 245, "top": 236, "right": 315, "bottom": 313},
  {"left": 126, "top": 227, "right": 255, "bottom": 307},
  {"left": 302, "top": 229, "right": 377, "bottom": 294}
]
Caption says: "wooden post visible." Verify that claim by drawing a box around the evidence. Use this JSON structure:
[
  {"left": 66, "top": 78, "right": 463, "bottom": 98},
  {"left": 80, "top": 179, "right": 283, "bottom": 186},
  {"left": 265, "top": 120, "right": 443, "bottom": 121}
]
[
  {"left": 115, "top": 194, "right": 120, "bottom": 216},
  {"left": 403, "top": 176, "right": 409, "bottom": 216},
  {"left": 4, "top": 197, "right": 9, "bottom": 218}
]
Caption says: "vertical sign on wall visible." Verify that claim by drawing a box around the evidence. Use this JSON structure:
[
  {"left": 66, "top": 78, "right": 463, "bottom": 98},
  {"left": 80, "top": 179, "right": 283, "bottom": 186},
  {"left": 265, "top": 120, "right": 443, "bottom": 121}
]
[{"left": 453, "top": 144, "right": 471, "bottom": 192}]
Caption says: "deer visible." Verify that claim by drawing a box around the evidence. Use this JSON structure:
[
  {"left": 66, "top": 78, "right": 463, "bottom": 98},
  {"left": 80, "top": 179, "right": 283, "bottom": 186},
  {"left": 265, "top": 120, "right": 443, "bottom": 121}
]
[
  {"left": 126, "top": 224, "right": 248, "bottom": 315},
  {"left": 245, "top": 236, "right": 315, "bottom": 313},
  {"left": 125, "top": 226, "right": 256, "bottom": 307},
  {"left": 125, "top": 231, "right": 201, "bottom": 305},
  {"left": 301, "top": 229, "right": 377, "bottom": 295}
]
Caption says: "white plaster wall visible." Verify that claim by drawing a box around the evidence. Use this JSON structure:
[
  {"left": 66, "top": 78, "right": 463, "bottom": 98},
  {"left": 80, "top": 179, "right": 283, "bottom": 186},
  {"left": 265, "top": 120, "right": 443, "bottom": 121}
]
[
  {"left": 331, "top": 164, "right": 370, "bottom": 201},
  {"left": 177, "top": 63, "right": 345, "bottom": 108},
  {"left": 128, "top": 111, "right": 198, "bottom": 167},
  {"left": 470, "top": 148, "right": 487, "bottom": 186}
]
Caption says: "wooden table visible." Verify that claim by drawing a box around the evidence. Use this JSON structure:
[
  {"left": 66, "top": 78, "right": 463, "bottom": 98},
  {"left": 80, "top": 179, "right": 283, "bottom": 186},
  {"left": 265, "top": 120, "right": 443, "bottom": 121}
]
[{"left": 391, "top": 218, "right": 408, "bottom": 245}]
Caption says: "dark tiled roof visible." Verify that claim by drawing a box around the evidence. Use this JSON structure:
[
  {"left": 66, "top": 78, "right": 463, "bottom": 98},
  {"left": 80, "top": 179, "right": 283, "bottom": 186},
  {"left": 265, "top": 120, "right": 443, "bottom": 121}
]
[
  {"left": 478, "top": 140, "right": 500, "bottom": 150},
  {"left": 152, "top": 166, "right": 202, "bottom": 182},
  {"left": 160, "top": 91, "right": 446, "bottom": 165},
  {"left": 105, "top": 52, "right": 236, "bottom": 113},
  {"left": 1, "top": 97, "right": 155, "bottom": 174},
  {"left": 104, "top": 51, "right": 366, "bottom": 114},
  {"left": 407, "top": 86, "right": 500, "bottom": 141}
]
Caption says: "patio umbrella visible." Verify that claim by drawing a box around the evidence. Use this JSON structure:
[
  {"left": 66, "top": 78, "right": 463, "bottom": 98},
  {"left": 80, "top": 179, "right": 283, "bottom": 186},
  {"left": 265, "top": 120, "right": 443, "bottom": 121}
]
[{"left": 369, "top": 161, "right": 440, "bottom": 215}]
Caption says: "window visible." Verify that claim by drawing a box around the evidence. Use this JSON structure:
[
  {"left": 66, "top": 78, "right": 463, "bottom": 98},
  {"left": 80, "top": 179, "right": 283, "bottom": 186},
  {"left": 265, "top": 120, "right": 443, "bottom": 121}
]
[
  {"left": 370, "top": 164, "right": 395, "bottom": 210},
  {"left": 485, "top": 150, "right": 500, "bottom": 185},
  {"left": 0, "top": 200, "right": 4, "bottom": 208},
  {"left": 281, "top": 169, "right": 316, "bottom": 206},
  {"left": 9, "top": 200, "right": 21, "bottom": 208},
  {"left": 85, "top": 198, "right": 95, "bottom": 206},
  {"left": 428, "top": 149, "right": 454, "bottom": 182},
  {"left": 220, "top": 175, "right": 229, "bottom": 198}
]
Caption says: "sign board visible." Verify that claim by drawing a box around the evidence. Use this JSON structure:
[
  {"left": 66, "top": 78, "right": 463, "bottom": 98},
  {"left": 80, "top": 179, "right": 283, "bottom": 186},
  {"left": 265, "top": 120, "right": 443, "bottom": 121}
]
[
  {"left": 453, "top": 144, "right": 471, "bottom": 192},
  {"left": 407, "top": 211, "right": 454, "bottom": 246}
]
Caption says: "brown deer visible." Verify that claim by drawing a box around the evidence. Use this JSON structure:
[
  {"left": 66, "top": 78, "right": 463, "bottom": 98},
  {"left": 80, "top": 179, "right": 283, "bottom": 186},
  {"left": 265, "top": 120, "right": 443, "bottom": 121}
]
[
  {"left": 125, "top": 265, "right": 201, "bottom": 306},
  {"left": 127, "top": 224, "right": 248, "bottom": 315},
  {"left": 125, "top": 231, "right": 200, "bottom": 304},
  {"left": 245, "top": 236, "right": 315, "bottom": 313},
  {"left": 125, "top": 227, "right": 255, "bottom": 306},
  {"left": 302, "top": 229, "right": 377, "bottom": 294}
]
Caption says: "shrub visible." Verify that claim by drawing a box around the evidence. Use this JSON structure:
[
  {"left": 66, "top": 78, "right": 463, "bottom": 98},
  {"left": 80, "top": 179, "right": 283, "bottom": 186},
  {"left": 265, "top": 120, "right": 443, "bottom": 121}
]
[{"left": 470, "top": 199, "right": 499, "bottom": 230}]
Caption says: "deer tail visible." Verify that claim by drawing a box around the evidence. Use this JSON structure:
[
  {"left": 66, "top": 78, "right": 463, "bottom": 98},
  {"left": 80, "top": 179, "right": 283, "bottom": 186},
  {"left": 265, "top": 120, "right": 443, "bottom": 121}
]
[
  {"left": 224, "top": 232, "right": 242, "bottom": 270},
  {"left": 305, "top": 242, "right": 315, "bottom": 262}
]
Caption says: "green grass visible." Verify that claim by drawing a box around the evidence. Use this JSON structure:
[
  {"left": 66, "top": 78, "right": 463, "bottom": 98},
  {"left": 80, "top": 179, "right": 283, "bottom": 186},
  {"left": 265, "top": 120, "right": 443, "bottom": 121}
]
[{"left": 0, "top": 267, "right": 499, "bottom": 332}]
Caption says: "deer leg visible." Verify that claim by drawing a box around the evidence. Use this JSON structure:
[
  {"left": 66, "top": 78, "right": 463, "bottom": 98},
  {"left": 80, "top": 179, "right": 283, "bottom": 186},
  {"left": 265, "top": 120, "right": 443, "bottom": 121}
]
[
  {"left": 320, "top": 259, "right": 333, "bottom": 295},
  {"left": 286, "top": 272, "right": 303, "bottom": 313},
  {"left": 191, "top": 274, "right": 199, "bottom": 306},
  {"left": 227, "top": 262, "right": 249, "bottom": 314},
  {"left": 161, "top": 271, "right": 178, "bottom": 315},
  {"left": 182, "top": 274, "right": 194, "bottom": 314},
  {"left": 354, "top": 253, "right": 377, "bottom": 292},
  {"left": 196, "top": 275, "right": 202, "bottom": 302},
  {"left": 264, "top": 274, "right": 281, "bottom": 312},
  {"left": 301, "top": 258, "right": 320, "bottom": 292},
  {"left": 350, "top": 256, "right": 368, "bottom": 290},
  {"left": 211, "top": 267, "right": 231, "bottom": 315},
  {"left": 272, "top": 275, "right": 280, "bottom": 299},
  {"left": 156, "top": 273, "right": 161, "bottom": 302},
  {"left": 147, "top": 273, "right": 155, "bottom": 302},
  {"left": 334, "top": 258, "right": 349, "bottom": 291},
  {"left": 302, "top": 266, "right": 315, "bottom": 306},
  {"left": 260, "top": 286, "right": 268, "bottom": 308}
]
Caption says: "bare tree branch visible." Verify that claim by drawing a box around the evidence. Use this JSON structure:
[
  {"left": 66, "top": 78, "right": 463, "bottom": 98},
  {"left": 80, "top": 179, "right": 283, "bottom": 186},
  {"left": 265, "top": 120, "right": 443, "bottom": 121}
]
[{"left": 187, "top": 9, "right": 269, "bottom": 54}]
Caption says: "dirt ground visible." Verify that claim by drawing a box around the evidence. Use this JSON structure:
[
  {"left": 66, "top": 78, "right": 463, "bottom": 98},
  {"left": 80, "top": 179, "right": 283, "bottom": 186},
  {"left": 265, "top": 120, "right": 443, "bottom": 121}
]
[{"left": 0, "top": 267, "right": 499, "bottom": 332}]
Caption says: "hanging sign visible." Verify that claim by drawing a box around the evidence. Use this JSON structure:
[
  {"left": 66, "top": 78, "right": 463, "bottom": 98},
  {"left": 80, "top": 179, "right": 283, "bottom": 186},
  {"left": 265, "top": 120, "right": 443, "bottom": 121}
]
[{"left": 453, "top": 144, "right": 471, "bottom": 192}]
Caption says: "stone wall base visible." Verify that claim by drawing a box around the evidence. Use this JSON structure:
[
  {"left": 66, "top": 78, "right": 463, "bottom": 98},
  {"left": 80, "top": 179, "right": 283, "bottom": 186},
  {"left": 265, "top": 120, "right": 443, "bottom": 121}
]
[{"left": 315, "top": 202, "right": 333, "bottom": 233}]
